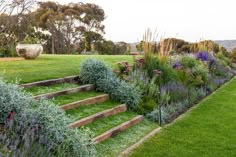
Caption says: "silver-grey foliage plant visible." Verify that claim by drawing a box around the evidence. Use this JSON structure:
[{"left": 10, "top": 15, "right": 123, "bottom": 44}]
[
  {"left": 0, "top": 79, "right": 96, "bottom": 156},
  {"left": 80, "top": 59, "right": 141, "bottom": 110}
]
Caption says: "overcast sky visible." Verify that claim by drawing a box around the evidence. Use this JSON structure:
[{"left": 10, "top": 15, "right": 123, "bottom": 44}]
[{"left": 40, "top": 0, "right": 236, "bottom": 43}]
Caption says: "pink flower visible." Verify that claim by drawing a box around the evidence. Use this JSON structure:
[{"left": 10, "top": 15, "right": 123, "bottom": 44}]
[
  {"left": 153, "top": 69, "right": 162, "bottom": 76},
  {"left": 7, "top": 111, "right": 16, "bottom": 122}
]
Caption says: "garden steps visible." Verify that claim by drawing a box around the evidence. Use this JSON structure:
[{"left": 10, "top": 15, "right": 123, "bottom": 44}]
[
  {"left": 95, "top": 119, "right": 159, "bottom": 157},
  {"left": 52, "top": 91, "right": 103, "bottom": 106},
  {"left": 23, "top": 78, "right": 158, "bottom": 151},
  {"left": 20, "top": 75, "right": 79, "bottom": 88},
  {"left": 65, "top": 100, "right": 120, "bottom": 121},
  {"left": 92, "top": 115, "right": 144, "bottom": 144},
  {"left": 69, "top": 104, "right": 127, "bottom": 128},
  {"left": 32, "top": 84, "right": 94, "bottom": 100},
  {"left": 60, "top": 94, "right": 109, "bottom": 110},
  {"left": 83, "top": 111, "right": 138, "bottom": 138},
  {"left": 25, "top": 83, "right": 81, "bottom": 96}
]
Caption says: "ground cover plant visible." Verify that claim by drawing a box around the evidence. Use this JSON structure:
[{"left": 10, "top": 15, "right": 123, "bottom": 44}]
[{"left": 129, "top": 77, "right": 236, "bottom": 157}]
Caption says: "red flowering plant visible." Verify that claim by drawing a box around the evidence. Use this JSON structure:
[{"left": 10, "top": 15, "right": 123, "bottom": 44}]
[
  {"left": 114, "top": 61, "right": 133, "bottom": 79},
  {"left": 135, "top": 58, "right": 145, "bottom": 68},
  {"left": 5, "top": 111, "right": 16, "bottom": 128}
]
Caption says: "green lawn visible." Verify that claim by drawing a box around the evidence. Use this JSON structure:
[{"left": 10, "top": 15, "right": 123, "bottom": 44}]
[
  {"left": 129, "top": 77, "right": 236, "bottom": 157},
  {"left": 0, "top": 54, "right": 133, "bottom": 83}
]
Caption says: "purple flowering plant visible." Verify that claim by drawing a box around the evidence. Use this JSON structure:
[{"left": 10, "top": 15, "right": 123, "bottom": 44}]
[
  {"left": 195, "top": 51, "right": 209, "bottom": 61},
  {"left": 173, "top": 61, "right": 182, "bottom": 69}
]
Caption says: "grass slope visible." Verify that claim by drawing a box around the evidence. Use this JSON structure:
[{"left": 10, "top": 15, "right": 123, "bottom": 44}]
[
  {"left": 96, "top": 119, "right": 158, "bottom": 157},
  {"left": 24, "top": 83, "right": 80, "bottom": 95},
  {"left": 86, "top": 111, "right": 137, "bottom": 137},
  {"left": 0, "top": 54, "right": 133, "bottom": 83},
  {"left": 52, "top": 91, "right": 102, "bottom": 106},
  {"left": 129, "top": 77, "right": 236, "bottom": 157},
  {"left": 66, "top": 100, "right": 118, "bottom": 120}
]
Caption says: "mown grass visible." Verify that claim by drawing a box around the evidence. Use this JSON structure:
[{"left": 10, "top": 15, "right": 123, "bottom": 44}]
[
  {"left": 129, "top": 77, "right": 236, "bottom": 157},
  {"left": 66, "top": 100, "right": 119, "bottom": 120},
  {"left": 85, "top": 111, "right": 137, "bottom": 137},
  {"left": 52, "top": 91, "right": 102, "bottom": 106},
  {"left": 0, "top": 54, "right": 133, "bottom": 83},
  {"left": 96, "top": 119, "right": 158, "bottom": 157},
  {"left": 24, "top": 83, "right": 80, "bottom": 95}
]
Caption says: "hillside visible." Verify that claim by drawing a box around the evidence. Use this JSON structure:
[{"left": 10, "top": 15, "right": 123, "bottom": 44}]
[
  {"left": 129, "top": 40, "right": 236, "bottom": 52},
  {"left": 215, "top": 40, "right": 236, "bottom": 51}
]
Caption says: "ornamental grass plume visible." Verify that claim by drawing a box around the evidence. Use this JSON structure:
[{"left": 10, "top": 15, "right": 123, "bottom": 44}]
[{"left": 142, "top": 28, "right": 158, "bottom": 56}]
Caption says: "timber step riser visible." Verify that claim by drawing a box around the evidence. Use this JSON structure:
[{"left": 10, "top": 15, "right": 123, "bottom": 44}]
[
  {"left": 69, "top": 104, "right": 127, "bottom": 128},
  {"left": 60, "top": 94, "right": 109, "bottom": 110},
  {"left": 33, "top": 84, "right": 94, "bottom": 100},
  {"left": 21, "top": 75, "right": 79, "bottom": 88},
  {"left": 92, "top": 115, "right": 144, "bottom": 144}
]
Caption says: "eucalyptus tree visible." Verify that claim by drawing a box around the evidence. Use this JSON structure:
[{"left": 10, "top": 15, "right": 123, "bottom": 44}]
[{"left": 35, "top": 2, "right": 105, "bottom": 54}]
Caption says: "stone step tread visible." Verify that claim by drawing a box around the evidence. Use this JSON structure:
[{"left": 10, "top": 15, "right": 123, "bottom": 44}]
[
  {"left": 92, "top": 115, "right": 144, "bottom": 144},
  {"left": 60, "top": 94, "right": 109, "bottom": 110},
  {"left": 20, "top": 75, "right": 79, "bottom": 88},
  {"left": 69, "top": 104, "right": 127, "bottom": 128},
  {"left": 33, "top": 84, "right": 94, "bottom": 100}
]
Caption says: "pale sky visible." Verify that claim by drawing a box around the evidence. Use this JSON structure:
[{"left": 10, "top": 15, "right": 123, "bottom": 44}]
[{"left": 40, "top": 0, "right": 236, "bottom": 43}]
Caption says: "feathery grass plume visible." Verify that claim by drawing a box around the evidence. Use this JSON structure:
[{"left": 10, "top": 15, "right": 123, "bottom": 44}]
[
  {"left": 158, "top": 37, "right": 173, "bottom": 64},
  {"left": 142, "top": 28, "right": 158, "bottom": 56}
]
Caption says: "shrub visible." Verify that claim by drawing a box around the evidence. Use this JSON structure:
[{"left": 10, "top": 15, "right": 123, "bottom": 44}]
[
  {"left": 79, "top": 58, "right": 114, "bottom": 84},
  {"left": 180, "top": 56, "right": 198, "bottom": 68},
  {"left": 80, "top": 59, "right": 141, "bottom": 110},
  {"left": 216, "top": 51, "right": 231, "bottom": 66},
  {"left": 147, "top": 100, "right": 189, "bottom": 123},
  {"left": 130, "top": 70, "right": 159, "bottom": 114},
  {"left": 161, "top": 82, "right": 188, "bottom": 103},
  {"left": 230, "top": 48, "right": 236, "bottom": 63},
  {"left": 191, "top": 62, "right": 209, "bottom": 83},
  {"left": 0, "top": 79, "right": 96, "bottom": 156}
]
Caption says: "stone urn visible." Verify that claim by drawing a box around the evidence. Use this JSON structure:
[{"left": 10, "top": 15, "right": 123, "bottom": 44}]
[{"left": 16, "top": 44, "right": 43, "bottom": 59}]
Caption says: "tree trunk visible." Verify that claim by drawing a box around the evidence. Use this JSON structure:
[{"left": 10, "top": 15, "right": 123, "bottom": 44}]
[{"left": 52, "top": 36, "right": 55, "bottom": 54}]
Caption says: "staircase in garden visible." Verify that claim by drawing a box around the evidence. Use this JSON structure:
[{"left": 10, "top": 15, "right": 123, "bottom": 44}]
[{"left": 22, "top": 76, "right": 159, "bottom": 156}]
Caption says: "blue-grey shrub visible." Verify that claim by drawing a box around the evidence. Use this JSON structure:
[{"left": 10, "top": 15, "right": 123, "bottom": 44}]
[
  {"left": 0, "top": 79, "right": 32, "bottom": 123},
  {"left": 80, "top": 59, "right": 141, "bottom": 110},
  {"left": 0, "top": 79, "right": 96, "bottom": 156},
  {"left": 80, "top": 58, "right": 114, "bottom": 84}
]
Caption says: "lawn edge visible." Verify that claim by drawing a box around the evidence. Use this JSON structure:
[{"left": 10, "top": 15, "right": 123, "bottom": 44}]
[
  {"left": 117, "top": 127, "right": 161, "bottom": 157},
  {"left": 123, "top": 77, "right": 235, "bottom": 157},
  {"left": 165, "top": 76, "right": 235, "bottom": 128}
]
